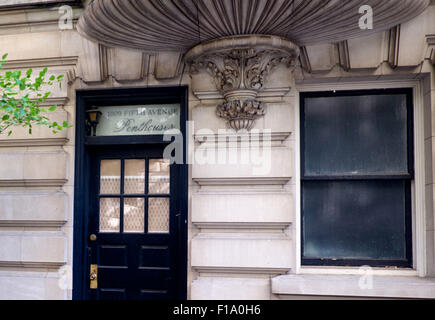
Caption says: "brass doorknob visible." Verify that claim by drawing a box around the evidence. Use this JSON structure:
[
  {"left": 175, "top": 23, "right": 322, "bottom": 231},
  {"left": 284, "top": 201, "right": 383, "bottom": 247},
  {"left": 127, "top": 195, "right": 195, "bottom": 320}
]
[{"left": 89, "top": 234, "right": 97, "bottom": 241}]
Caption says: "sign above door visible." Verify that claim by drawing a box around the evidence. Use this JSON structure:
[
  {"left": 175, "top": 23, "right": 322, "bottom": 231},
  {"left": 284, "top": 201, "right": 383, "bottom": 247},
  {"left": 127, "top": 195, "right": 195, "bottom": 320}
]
[{"left": 89, "top": 104, "right": 181, "bottom": 137}]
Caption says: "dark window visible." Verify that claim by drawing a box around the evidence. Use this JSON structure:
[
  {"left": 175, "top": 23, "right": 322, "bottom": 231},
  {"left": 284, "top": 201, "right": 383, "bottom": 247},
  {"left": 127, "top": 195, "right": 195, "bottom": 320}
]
[{"left": 301, "top": 89, "right": 414, "bottom": 267}]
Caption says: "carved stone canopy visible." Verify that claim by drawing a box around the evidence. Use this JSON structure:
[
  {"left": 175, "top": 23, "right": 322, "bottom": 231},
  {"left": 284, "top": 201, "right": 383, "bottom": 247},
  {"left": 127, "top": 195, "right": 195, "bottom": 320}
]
[
  {"left": 78, "top": 0, "right": 430, "bottom": 52},
  {"left": 186, "top": 35, "right": 299, "bottom": 130}
]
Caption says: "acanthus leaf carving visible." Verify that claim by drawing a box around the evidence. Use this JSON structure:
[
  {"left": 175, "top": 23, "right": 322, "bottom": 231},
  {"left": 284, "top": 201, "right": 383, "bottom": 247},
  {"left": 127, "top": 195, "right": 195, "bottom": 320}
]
[
  {"left": 188, "top": 37, "right": 299, "bottom": 131},
  {"left": 216, "top": 99, "right": 265, "bottom": 131}
]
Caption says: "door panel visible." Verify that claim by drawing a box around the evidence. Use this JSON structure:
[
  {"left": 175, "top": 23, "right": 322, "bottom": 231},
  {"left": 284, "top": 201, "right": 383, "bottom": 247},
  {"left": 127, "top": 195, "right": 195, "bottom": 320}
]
[{"left": 87, "top": 145, "right": 180, "bottom": 300}]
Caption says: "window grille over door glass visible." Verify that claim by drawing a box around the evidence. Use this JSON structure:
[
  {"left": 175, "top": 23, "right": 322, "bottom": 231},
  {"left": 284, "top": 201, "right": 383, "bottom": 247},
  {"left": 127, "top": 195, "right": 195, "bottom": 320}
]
[
  {"left": 125, "top": 160, "right": 145, "bottom": 194},
  {"left": 99, "top": 158, "right": 170, "bottom": 234},
  {"left": 149, "top": 159, "right": 170, "bottom": 194},
  {"left": 124, "top": 198, "right": 145, "bottom": 233},
  {"left": 301, "top": 90, "right": 413, "bottom": 267},
  {"left": 100, "top": 198, "right": 120, "bottom": 233},
  {"left": 100, "top": 160, "right": 121, "bottom": 194},
  {"left": 148, "top": 198, "right": 170, "bottom": 233}
]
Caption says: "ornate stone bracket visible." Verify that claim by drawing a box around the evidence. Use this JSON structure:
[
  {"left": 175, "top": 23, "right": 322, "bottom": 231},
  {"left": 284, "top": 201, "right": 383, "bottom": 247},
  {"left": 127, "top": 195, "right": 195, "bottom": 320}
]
[{"left": 186, "top": 35, "right": 300, "bottom": 131}]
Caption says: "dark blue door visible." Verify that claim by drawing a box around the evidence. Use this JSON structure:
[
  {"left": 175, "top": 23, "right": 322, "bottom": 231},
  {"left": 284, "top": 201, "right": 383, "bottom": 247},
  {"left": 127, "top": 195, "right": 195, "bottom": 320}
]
[{"left": 86, "top": 145, "right": 183, "bottom": 300}]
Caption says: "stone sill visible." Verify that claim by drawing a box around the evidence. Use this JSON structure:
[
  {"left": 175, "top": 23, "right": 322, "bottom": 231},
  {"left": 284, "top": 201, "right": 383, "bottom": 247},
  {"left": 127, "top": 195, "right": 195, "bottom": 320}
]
[{"left": 272, "top": 274, "right": 435, "bottom": 299}]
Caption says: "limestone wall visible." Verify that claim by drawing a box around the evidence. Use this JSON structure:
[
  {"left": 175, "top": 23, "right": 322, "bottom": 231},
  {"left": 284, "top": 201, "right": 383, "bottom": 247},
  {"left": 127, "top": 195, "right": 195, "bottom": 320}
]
[{"left": 0, "top": 2, "right": 433, "bottom": 300}]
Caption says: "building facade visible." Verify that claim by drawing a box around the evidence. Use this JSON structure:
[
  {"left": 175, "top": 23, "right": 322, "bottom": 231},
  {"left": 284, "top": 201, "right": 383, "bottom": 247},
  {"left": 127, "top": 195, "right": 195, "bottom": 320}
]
[{"left": 0, "top": 0, "right": 435, "bottom": 300}]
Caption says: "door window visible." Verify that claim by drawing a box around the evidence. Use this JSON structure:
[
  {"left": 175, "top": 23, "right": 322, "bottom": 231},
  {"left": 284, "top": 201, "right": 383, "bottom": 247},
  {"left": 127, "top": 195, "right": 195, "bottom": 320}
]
[{"left": 99, "top": 158, "right": 171, "bottom": 234}]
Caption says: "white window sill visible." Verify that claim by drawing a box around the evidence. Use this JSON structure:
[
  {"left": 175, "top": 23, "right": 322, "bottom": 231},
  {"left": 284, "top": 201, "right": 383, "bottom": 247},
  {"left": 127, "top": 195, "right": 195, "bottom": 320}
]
[{"left": 272, "top": 274, "right": 435, "bottom": 299}]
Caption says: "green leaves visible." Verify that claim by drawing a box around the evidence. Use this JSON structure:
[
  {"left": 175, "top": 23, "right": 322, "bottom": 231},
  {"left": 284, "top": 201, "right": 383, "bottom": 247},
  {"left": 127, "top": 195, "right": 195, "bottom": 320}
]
[{"left": 0, "top": 53, "right": 71, "bottom": 136}]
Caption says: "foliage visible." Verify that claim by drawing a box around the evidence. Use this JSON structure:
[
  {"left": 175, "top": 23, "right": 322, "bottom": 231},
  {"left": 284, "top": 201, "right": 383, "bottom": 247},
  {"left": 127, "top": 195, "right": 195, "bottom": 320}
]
[{"left": 0, "top": 53, "right": 71, "bottom": 136}]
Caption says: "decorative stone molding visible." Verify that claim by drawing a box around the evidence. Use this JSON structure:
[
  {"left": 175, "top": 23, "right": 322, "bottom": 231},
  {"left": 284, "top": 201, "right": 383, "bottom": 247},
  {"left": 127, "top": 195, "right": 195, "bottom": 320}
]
[
  {"left": 194, "top": 132, "right": 291, "bottom": 145},
  {"left": 192, "top": 266, "right": 291, "bottom": 276},
  {"left": 192, "top": 87, "right": 292, "bottom": 101},
  {"left": 0, "top": 220, "right": 67, "bottom": 228},
  {"left": 193, "top": 222, "right": 291, "bottom": 232},
  {"left": 0, "top": 138, "right": 69, "bottom": 148},
  {"left": 2, "top": 57, "right": 78, "bottom": 70},
  {"left": 387, "top": 26, "right": 401, "bottom": 69},
  {"left": 299, "top": 46, "right": 312, "bottom": 74},
  {"left": 78, "top": 0, "right": 430, "bottom": 52},
  {"left": 0, "top": 179, "right": 68, "bottom": 188},
  {"left": 336, "top": 41, "right": 350, "bottom": 72},
  {"left": 193, "top": 177, "right": 291, "bottom": 187},
  {"left": 215, "top": 99, "right": 265, "bottom": 131},
  {"left": 427, "top": 35, "right": 435, "bottom": 65},
  {"left": 186, "top": 35, "right": 299, "bottom": 130},
  {"left": 0, "top": 261, "right": 66, "bottom": 270}
]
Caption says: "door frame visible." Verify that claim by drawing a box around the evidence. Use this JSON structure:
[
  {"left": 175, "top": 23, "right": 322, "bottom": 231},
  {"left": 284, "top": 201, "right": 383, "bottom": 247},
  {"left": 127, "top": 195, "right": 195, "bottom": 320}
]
[{"left": 72, "top": 86, "right": 189, "bottom": 300}]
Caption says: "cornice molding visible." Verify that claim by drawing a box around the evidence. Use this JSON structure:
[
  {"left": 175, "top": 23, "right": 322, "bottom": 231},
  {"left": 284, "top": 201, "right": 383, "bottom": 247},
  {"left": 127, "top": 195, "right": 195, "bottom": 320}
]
[
  {"left": 193, "top": 221, "right": 292, "bottom": 231},
  {"left": 0, "top": 220, "right": 67, "bottom": 228},
  {"left": 194, "top": 132, "right": 291, "bottom": 145},
  {"left": 193, "top": 177, "right": 291, "bottom": 187},
  {"left": 0, "top": 6, "right": 82, "bottom": 36},
  {"left": 192, "top": 266, "right": 291, "bottom": 275},
  {"left": 0, "top": 261, "right": 65, "bottom": 270},
  {"left": 2, "top": 57, "right": 78, "bottom": 70},
  {"left": 0, "top": 179, "right": 68, "bottom": 188},
  {"left": 193, "top": 87, "right": 292, "bottom": 100},
  {"left": 0, "top": 138, "right": 68, "bottom": 148},
  {"left": 39, "top": 97, "right": 69, "bottom": 107}
]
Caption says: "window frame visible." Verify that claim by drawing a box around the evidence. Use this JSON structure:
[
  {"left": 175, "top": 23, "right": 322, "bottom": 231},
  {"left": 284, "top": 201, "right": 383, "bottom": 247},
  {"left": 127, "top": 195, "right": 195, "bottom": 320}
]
[{"left": 300, "top": 88, "right": 415, "bottom": 268}]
